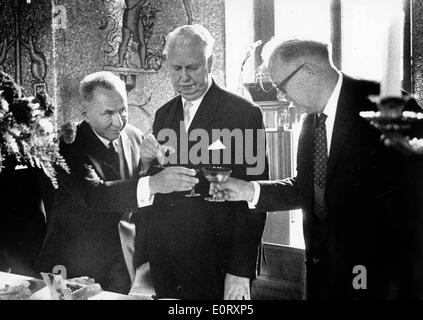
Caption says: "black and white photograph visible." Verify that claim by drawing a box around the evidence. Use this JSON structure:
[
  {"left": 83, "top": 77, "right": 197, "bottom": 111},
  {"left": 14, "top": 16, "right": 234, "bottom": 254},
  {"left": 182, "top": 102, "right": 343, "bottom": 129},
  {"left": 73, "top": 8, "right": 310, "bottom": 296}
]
[{"left": 1, "top": 0, "right": 423, "bottom": 313}]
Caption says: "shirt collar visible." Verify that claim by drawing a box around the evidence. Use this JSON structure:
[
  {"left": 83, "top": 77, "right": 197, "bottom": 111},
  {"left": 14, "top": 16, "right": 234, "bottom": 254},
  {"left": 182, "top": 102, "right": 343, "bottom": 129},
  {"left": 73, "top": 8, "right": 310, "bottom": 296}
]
[
  {"left": 91, "top": 127, "right": 118, "bottom": 148},
  {"left": 320, "top": 72, "right": 343, "bottom": 119},
  {"left": 181, "top": 77, "right": 213, "bottom": 109}
]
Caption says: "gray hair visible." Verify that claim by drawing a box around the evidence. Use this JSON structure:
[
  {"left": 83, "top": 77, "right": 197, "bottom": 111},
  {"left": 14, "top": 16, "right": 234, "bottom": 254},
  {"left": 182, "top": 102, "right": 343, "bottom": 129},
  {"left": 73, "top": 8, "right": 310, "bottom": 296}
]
[
  {"left": 163, "top": 24, "right": 215, "bottom": 59},
  {"left": 264, "top": 38, "right": 333, "bottom": 67},
  {"left": 79, "top": 71, "right": 126, "bottom": 102}
]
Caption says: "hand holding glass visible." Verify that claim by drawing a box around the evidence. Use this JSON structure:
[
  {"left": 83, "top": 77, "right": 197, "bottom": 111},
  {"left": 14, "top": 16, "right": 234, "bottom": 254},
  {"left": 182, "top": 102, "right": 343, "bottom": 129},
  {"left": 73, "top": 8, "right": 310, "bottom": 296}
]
[
  {"left": 202, "top": 166, "right": 232, "bottom": 202},
  {"left": 185, "top": 168, "right": 200, "bottom": 197},
  {"left": 155, "top": 145, "right": 167, "bottom": 169}
]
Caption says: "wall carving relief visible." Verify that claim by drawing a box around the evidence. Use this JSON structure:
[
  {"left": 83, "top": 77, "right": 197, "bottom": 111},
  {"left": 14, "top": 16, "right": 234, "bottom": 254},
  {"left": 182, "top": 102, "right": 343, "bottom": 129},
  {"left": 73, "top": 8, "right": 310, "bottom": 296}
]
[
  {"left": 182, "top": 0, "right": 193, "bottom": 24},
  {"left": 0, "top": 0, "right": 224, "bottom": 134},
  {"left": 99, "top": 0, "right": 166, "bottom": 131},
  {"left": 100, "top": 0, "right": 164, "bottom": 73},
  {"left": 0, "top": 0, "right": 50, "bottom": 95}
]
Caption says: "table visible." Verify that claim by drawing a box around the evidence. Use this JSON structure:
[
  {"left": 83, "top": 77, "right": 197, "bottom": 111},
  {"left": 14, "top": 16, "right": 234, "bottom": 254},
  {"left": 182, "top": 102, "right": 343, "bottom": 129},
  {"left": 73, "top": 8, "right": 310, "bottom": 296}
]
[{"left": 0, "top": 271, "right": 145, "bottom": 300}]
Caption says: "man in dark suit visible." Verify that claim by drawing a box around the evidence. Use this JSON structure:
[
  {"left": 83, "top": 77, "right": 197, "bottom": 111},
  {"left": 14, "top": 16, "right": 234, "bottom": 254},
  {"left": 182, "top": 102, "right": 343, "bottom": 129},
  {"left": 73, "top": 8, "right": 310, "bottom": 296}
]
[
  {"left": 36, "top": 71, "right": 198, "bottom": 293},
  {"left": 213, "top": 39, "right": 423, "bottom": 299},
  {"left": 133, "top": 24, "right": 269, "bottom": 300}
]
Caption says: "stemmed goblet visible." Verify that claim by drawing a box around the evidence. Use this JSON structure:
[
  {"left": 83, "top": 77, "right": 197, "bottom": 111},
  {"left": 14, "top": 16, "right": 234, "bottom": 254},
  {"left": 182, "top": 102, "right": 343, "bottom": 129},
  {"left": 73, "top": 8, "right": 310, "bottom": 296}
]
[
  {"left": 154, "top": 144, "right": 168, "bottom": 169},
  {"left": 201, "top": 165, "right": 232, "bottom": 202}
]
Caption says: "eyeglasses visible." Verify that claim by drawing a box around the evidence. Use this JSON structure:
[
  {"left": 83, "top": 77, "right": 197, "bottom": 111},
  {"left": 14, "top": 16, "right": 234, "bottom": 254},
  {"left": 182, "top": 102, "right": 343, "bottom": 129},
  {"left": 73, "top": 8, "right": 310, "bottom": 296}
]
[{"left": 273, "top": 63, "right": 306, "bottom": 95}]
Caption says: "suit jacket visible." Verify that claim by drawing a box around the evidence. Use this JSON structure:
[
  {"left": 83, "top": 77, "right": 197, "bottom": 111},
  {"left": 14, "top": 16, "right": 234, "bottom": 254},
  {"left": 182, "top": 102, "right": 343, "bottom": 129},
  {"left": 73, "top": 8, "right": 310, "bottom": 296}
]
[
  {"left": 133, "top": 81, "right": 269, "bottom": 299},
  {"left": 255, "top": 75, "right": 423, "bottom": 299},
  {"left": 36, "top": 121, "right": 145, "bottom": 292}
]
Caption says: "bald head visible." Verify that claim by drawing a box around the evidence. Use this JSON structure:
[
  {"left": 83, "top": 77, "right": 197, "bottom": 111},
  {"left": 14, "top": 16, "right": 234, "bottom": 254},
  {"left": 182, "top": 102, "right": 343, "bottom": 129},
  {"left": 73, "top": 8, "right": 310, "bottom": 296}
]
[
  {"left": 266, "top": 39, "right": 334, "bottom": 69},
  {"left": 264, "top": 39, "right": 339, "bottom": 114}
]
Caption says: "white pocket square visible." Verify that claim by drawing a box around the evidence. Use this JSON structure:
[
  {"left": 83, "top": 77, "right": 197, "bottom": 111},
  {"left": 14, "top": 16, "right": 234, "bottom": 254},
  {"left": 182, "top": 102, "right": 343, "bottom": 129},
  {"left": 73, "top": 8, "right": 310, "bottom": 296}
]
[{"left": 208, "top": 139, "right": 226, "bottom": 150}]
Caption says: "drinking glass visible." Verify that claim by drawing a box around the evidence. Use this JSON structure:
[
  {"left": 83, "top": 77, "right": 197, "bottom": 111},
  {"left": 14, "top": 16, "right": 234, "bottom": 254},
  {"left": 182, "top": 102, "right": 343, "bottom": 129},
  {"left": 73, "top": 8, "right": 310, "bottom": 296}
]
[
  {"left": 201, "top": 165, "right": 232, "bottom": 202},
  {"left": 154, "top": 145, "right": 167, "bottom": 169},
  {"left": 185, "top": 168, "right": 200, "bottom": 197}
]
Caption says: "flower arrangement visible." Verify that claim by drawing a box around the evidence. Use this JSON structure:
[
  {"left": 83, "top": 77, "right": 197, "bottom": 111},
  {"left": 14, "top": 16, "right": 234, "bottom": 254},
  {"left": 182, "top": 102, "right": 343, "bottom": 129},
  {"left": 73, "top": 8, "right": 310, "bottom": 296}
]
[{"left": 0, "top": 71, "right": 70, "bottom": 188}]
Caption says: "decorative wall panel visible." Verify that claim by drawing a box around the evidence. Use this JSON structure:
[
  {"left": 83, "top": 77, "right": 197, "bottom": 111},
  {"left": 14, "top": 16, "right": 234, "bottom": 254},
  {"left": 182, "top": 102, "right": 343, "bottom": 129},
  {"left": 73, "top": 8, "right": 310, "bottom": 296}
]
[
  {"left": 0, "top": 0, "right": 225, "bottom": 133},
  {"left": 0, "top": 0, "right": 53, "bottom": 97}
]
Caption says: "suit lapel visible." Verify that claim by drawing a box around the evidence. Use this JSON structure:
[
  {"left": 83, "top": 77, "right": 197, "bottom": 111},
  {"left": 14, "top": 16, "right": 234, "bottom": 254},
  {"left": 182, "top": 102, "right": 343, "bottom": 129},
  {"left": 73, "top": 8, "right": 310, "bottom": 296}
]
[
  {"left": 154, "top": 81, "right": 223, "bottom": 167},
  {"left": 164, "top": 98, "right": 185, "bottom": 134},
  {"left": 158, "top": 81, "right": 221, "bottom": 136},
  {"left": 326, "top": 78, "right": 356, "bottom": 183},
  {"left": 188, "top": 81, "right": 220, "bottom": 133},
  {"left": 120, "top": 129, "right": 133, "bottom": 178},
  {"left": 78, "top": 121, "right": 120, "bottom": 180}
]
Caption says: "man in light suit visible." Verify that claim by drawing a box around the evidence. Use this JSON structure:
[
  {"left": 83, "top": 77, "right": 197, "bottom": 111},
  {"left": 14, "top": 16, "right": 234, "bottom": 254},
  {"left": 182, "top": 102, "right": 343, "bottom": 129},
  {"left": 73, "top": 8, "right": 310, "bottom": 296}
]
[
  {"left": 36, "top": 71, "right": 198, "bottom": 293},
  {"left": 213, "top": 39, "right": 423, "bottom": 299},
  {"left": 133, "top": 24, "right": 269, "bottom": 300}
]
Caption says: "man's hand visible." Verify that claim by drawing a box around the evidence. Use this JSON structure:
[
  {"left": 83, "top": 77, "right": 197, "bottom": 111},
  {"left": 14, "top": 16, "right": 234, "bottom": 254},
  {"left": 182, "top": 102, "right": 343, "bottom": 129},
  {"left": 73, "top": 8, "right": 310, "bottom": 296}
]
[
  {"left": 224, "top": 273, "right": 250, "bottom": 300},
  {"left": 140, "top": 134, "right": 175, "bottom": 169},
  {"left": 149, "top": 166, "right": 198, "bottom": 195},
  {"left": 210, "top": 177, "right": 255, "bottom": 202}
]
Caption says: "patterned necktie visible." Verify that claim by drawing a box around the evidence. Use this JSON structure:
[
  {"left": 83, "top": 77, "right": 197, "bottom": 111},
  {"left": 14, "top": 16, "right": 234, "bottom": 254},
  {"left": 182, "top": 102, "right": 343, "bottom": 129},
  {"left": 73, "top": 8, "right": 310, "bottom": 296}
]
[
  {"left": 108, "top": 141, "right": 120, "bottom": 175},
  {"left": 184, "top": 100, "right": 193, "bottom": 132},
  {"left": 314, "top": 113, "right": 328, "bottom": 220}
]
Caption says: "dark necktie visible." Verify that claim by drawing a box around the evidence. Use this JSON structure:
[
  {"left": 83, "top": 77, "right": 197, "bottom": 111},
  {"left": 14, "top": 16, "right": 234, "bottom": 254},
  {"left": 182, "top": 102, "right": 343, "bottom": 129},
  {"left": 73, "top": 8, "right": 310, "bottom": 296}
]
[
  {"left": 314, "top": 113, "right": 328, "bottom": 220},
  {"left": 107, "top": 141, "right": 120, "bottom": 175}
]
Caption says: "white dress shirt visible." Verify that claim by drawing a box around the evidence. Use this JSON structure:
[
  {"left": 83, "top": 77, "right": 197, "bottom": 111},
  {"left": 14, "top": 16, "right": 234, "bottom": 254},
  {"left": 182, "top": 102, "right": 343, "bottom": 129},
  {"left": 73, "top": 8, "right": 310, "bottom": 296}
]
[
  {"left": 321, "top": 71, "right": 343, "bottom": 156},
  {"left": 93, "top": 129, "right": 153, "bottom": 208},
  {"left": 181, "top": 77, "right": 213, "bottom": 130},
  {"left": 248, "top": 72, "right": 343, "bottom": 209}
]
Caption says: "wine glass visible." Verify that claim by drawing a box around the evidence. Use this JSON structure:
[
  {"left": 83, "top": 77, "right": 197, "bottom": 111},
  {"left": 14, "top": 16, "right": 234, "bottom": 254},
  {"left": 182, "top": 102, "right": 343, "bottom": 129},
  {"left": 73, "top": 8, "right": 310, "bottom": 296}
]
[
  {"left": 185, "top": 168, "right": 200, "bottom": 197},
  {"left": 154, "top": 145, "right": 167, "bottom": 169},
  {"left": 201, "top": 165, "right": 232, "bottom": 202}
]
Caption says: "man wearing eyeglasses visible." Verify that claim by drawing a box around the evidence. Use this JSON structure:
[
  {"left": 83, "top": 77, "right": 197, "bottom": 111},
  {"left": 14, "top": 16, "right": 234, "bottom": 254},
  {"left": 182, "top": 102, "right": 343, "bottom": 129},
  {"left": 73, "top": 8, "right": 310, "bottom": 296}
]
[{"left": 212, "top": 38, "right": 423, "bottom": 299}]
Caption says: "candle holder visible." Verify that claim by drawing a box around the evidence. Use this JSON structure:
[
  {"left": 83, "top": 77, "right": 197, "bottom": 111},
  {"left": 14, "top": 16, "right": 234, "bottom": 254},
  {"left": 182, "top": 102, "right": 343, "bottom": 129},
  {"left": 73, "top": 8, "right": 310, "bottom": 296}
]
[
  {"left": 376, "top": 96, "right": 407, "bottom": 118},
  {"left": 360, "top": 95, "right": 423, "bottom": 155}
]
